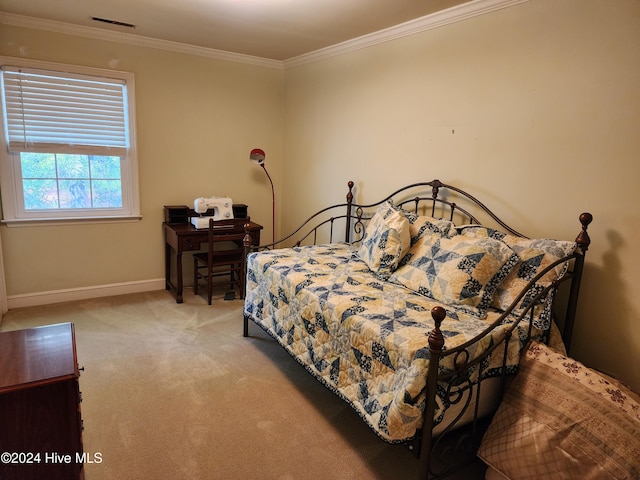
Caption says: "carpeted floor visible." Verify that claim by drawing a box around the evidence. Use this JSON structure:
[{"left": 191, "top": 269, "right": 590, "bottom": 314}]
[{"left": 0, "top": 289, "right": 487, "bottom": 480}]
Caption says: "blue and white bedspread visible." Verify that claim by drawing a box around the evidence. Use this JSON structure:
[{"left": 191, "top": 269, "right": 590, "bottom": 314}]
[{"left": 243, "top": 243, "right": 526, "bottom": 443}]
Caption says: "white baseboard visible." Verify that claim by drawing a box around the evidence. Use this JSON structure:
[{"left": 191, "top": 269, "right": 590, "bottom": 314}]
[{"left": 6, "top": 278, "right": 166, "bottom": 310}]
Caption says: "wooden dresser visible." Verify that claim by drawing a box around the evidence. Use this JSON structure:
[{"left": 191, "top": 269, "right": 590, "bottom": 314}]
[{"left": 0, "top": 322, "right": 84, "bottom": 480}]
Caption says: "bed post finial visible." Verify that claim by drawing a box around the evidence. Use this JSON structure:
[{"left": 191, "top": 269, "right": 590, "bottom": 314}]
[
  {"left": 576, "top": 212, "right": 593, "bottom": 252},
  {"left": 431, "top": 179, "right": 443, "bottom": 200},
  {"left": 243, "top": 222, "right": 254, "bottom": 255},
  {"left": 563, "top": 212, "right": 593, "bottom": 352},
  {"left": 345, "top": 181, "right": 354, "bottom": 243},
  {"left": 428, "top": 306, "right": 446, "bottom": 352},
  {"left": 421, "top": 305, "right": 447, "bottom": 466}
]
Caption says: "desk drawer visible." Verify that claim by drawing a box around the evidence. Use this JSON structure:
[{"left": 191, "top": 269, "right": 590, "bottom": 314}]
[{"left": 179, "top": 238, "right": 202, "bottom": 251}]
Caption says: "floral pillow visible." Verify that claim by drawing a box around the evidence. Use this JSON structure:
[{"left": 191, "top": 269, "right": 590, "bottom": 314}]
[
  {"left": 478, "top": 341, "right": 640, "bottom": 480},
  {"left": 459, "top": 225, "right": 576, "bottom": 329},
  {"left": 357, "top": 202, "right": 410, "bottom": 279},
  {"left": 389, "top": 231, "right": 520, "bottom": 317}
]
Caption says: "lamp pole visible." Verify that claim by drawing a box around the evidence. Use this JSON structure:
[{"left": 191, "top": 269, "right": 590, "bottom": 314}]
[{"left": 250, "top": 148, "right": 275, "bottom": 244}]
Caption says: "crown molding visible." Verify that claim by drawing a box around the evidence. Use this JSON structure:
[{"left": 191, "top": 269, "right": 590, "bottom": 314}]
[
  {"left": 1, "top": 0, "right": 528, "bottom": 70},
  {"left": 0, "top": 11, "right": 284, "bottom": 69},
  {"left": 284, "top": 0, "right": 529, "bottom": 68}
]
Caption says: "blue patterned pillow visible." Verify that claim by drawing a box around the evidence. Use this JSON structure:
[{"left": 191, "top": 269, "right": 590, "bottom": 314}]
[
  {"left": 389, "top": 231, "right": 520, "bottom": 317},
  {"left": 458, "top": 225, "right": 576, "bottom": 328},
  {"left": 357, "top": 202, "right": 410, "bottom": 279},
  {"left": 393, "top": 206, "right": 456, "bottom": 244}
]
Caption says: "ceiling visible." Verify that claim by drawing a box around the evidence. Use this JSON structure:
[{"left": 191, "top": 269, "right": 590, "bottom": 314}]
[{"left": 0, "top": 0, "right": 471, "bottom": 61}]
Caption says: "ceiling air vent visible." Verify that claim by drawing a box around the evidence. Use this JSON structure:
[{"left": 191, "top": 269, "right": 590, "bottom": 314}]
[{"left": 92, "top": 17, "right": 136, "bottom": 28}]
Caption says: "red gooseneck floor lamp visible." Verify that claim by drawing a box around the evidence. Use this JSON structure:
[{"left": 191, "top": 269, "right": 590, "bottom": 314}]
[{"left": 249, "top": 148, "right": 275, "bottom": 244}]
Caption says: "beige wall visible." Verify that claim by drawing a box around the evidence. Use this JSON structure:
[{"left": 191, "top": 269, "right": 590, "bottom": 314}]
[
  {"left": 283, "top": 0, "right": 640, "bottom": 391},
  {"left": 1, "top": 0, "right": 639, "bottom": 392},
  {"left": 0, "top": 25, "right": 284, "bottom": 296}
]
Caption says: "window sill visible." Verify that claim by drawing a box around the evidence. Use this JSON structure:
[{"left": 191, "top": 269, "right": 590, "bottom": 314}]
[{"left": 1, "top": 215, "right": 143, "bottom": 227}]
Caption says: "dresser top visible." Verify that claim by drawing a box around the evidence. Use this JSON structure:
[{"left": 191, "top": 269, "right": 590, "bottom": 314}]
[{"left": 0, "top": 322, "right": 77, "bottom": 392}]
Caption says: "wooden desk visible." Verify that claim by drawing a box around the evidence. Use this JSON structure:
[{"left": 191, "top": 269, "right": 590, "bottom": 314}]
[
  {"left": 164, "top": 219, "right": 262, "bottom": 303},
  {"left": 0, "top": 322, "right": 84, "bottom": 480}
]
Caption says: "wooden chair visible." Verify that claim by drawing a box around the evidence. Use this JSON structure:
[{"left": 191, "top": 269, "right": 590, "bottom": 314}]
[{"left": 193, "top": 218, "right": 245, "bottom": 305}]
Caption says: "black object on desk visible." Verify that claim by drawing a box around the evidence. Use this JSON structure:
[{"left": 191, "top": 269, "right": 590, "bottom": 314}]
[{"left": 164, "top": 204, "right": 248, "bottom": 224}]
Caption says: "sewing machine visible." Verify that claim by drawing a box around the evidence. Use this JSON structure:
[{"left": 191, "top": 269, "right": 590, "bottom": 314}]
[{"left": 190, "top": 196, "right": 234, "bottom": 229}]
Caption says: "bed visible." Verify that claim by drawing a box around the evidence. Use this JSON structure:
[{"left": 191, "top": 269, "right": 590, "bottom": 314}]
[{"left": 242, "top": 179, "right": 592, "bottom": 479}]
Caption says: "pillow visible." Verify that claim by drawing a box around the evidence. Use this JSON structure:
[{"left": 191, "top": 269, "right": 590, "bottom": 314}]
[
  {"left": 388, "top": 231, "right": 519, "bottom": 317},
  {"left": 459, "top": 225, "right": 576, "bottom": 329},
  {"left": 393, "top": 206, "right": 456, "bottom": 243},
  {"left": 478, "top": 341, "right": 640, "bottom": 480},
  {"left": 357, "top": 202, "right": 410, "bottom": 279}
]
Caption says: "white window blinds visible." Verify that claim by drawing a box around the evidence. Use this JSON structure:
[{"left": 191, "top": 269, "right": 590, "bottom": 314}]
[{"left": 1, "top": 66, "right": 128, "bottom": 155}]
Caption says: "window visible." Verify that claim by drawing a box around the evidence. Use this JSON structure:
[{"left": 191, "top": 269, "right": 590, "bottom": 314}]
[{"left": 0, "top": 57, "right": 140, "bottom": 224}]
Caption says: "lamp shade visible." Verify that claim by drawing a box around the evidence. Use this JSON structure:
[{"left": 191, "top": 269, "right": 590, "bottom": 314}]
[{"left": 249, "top": 148, "right": 265, "bottom": 165}]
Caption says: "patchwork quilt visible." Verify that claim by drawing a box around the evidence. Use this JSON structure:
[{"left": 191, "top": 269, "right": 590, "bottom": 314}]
[{"left": 243, "top": 243, "right": 531, "bottom": 443}]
